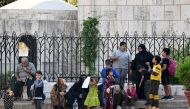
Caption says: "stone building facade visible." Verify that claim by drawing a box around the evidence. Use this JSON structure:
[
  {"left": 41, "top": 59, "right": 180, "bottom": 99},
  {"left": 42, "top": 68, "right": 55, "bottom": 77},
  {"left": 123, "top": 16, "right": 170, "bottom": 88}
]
[
  {"left": 78, "top": 0, "right": 190, "bottom": 36},
  {"left": 0, "top": 0, "right": 78, "bottom": 81},
  {"left": 0, "top": 0, "right": 78, "bottom": 36}
]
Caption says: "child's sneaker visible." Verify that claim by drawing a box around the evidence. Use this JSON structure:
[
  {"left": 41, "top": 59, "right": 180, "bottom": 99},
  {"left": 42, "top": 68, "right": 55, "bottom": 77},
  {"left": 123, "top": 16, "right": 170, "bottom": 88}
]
[
  {"left": 161, "top": 96, "right": 167, "bottom": 100},
  {"left": 166, "top": 95, "right": 174, "bottom": 100}
]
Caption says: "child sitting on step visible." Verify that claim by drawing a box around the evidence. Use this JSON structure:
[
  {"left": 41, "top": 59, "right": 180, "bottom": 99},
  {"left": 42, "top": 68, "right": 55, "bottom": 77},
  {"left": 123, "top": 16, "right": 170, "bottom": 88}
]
[{"left": 125, "top": 81, "right": 137, "bottom": 109}]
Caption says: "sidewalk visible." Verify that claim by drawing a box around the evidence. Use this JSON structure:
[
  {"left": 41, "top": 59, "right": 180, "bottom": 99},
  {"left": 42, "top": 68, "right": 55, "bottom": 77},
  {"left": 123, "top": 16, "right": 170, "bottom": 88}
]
[
  {"left": 0, "top": 96, "right": 189, "bottom": 109},
  {"left": 134, "top": 96, "right": 189, "bottom": 109}
]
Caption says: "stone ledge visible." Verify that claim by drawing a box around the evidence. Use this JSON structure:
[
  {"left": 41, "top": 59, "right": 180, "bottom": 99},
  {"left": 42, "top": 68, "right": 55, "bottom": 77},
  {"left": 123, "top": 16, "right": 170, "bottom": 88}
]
[
  {"left": 0, "top": 97, "right": 188, "bottom": 109},
  {"left": 21, "top": 81, "right": 186, "bottom": 99},
  {"left": 40, "top": 82, "right": 185, "bottom": 98}
]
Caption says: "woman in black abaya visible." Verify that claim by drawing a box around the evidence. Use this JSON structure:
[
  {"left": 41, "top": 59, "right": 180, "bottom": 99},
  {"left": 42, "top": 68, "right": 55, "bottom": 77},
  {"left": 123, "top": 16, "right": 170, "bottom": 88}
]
[{"left": 131, "top": 44, "right": 153, "bottom": 100}]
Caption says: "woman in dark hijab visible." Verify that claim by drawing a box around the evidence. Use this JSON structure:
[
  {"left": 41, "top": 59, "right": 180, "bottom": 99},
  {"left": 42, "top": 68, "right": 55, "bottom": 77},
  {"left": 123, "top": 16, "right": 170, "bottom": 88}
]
[
  {"left": 65, "top": 74, "right": 88, "bottom": 109},
  {"left": 131, "top": 44, "right": 153, "bottom": 100}
]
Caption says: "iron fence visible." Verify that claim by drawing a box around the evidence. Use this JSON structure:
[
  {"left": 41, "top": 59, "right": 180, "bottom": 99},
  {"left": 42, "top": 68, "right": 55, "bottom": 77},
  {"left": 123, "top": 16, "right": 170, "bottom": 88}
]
[{"left": 0, "top": 31, "right": 190, "bottom": 87}]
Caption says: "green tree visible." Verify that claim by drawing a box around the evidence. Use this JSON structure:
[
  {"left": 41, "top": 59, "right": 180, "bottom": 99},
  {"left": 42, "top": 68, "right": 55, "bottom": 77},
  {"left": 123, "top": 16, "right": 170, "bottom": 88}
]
[
  {"left": 81, "top": 17, "right": 100, "bottom": 74},
  {"left": 0, "top": 0, "right": 16, "bottom": 7},
  {"left": 64, "top": 0, "right": 77, "bottom": 7}
]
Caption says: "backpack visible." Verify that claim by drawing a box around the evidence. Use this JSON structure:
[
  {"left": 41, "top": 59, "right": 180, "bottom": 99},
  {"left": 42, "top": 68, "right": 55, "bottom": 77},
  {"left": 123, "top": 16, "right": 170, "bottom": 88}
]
[{"left": 168, "top": 59, "right": 177, "bottom": 77}]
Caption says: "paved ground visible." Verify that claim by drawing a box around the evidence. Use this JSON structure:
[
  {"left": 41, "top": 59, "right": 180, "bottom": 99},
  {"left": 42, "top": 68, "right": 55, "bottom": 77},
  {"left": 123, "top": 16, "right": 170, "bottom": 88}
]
[{"left": 0, "top": 96, "right": 189, "bottom": 109}]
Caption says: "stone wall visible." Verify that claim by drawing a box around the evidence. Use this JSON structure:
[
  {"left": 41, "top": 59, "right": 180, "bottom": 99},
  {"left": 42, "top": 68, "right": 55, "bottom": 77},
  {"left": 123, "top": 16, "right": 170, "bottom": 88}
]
[
  {"left": 0, "top": 9, "right": 78, "bottom": 36},
  {"left": 0, "top": 10, "right": 78, "bottom": 80},
  {"left": 78, "top": 0, "right": 190, "bottom": 36}
]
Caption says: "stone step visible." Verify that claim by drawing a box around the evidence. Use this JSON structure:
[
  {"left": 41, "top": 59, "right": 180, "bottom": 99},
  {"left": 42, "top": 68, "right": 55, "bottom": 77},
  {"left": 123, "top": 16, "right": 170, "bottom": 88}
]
[
  {"left": 38, "top": 82, "right": 185, "bottom": 99},
  {"left": 0, "top": 97, "right": 189, "bottom": 109}
]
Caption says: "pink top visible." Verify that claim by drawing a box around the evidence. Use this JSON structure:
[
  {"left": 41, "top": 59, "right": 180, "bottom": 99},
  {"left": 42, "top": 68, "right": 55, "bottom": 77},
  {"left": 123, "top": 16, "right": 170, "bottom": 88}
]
[{"left": 125, "top": 87, "right": 137, "bottom": 97}]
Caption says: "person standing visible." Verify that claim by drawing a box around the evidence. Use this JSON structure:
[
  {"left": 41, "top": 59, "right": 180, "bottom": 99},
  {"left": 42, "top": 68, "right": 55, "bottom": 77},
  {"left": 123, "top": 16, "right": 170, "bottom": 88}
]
[
  {"left": 101, "top": 59, "right": 119, "bottom": 109},
  {"left": 131, "top": 44, "right": 153, "bottom": 100},
  {"left": 110, "top": 42, "right": 132, "bottom": 89},
  {"left": 148, "top": 56, "right": 162, "bottom": 109},
  {"left": 32, "top": 71, "right": 44, "bottom": 109},
  {"left": 14, "top": 57, "right": 36, "bottom": 101},
  {"left": 103, "top": 68, "right": 116, "bottom": 109},
  {"left": 161, "top": 48, "right": 174, "bottom": 100}
]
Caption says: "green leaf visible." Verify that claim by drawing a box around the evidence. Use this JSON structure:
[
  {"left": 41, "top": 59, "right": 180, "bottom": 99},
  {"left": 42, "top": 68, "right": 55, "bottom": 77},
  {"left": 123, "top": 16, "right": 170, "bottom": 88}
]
[
  {"left": 176, "top": 56, "right": 190, "bottom": 90},
  {"left": 81, "top": 17, "right": 100, "bottom": 75}
]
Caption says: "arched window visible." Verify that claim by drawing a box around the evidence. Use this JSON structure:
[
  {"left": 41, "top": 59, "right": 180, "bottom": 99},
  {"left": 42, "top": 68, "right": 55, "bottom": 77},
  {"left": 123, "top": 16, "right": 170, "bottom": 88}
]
[{"left": 18, "top": 35, "right": 37, "bottom": 67}]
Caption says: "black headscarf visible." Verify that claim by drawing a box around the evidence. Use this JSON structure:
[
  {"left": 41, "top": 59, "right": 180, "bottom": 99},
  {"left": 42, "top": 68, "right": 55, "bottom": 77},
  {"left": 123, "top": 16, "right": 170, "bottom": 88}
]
[
  {"left": 138, "top": 44, "right": 146, "bottom": 53},
  {"left": 132, "top": 44, "right": 153, "bottom": 70},
  {"left": 78, "top": 74, "right": 87, "bottom": 86}
]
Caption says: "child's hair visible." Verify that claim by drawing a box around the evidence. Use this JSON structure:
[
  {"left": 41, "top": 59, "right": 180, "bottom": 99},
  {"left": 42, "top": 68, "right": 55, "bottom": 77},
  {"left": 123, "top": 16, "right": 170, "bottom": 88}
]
[
  {"left": 120, "top": 42, "right": 126, "bottom": 46},
  {"left": 106, "top": 68, "right": 112, "bottom": 76},
  {"left": 128, "top": 81, "right": 133, "bottom": 85},
  {"left": 3, "top": 85, "right": 9, "bottom": 90},
  {"left": 163, "top": 48, "right": 170, "bottom": 55},
  {"left": 105, "top": 59, "right": 112, "bottom": 66},
  {"left": 36, "top": 70, "right": 42, "bottom": 75},
  {"left": 154, "top": 55, "right": 161, "bottom": 64},
  {"left": 90, "top": 77, "right": 99, "bottom": 83},
  {"left": 127, "top": 81, "right": 136, "bottom": 87},
  {"left": 57, "top": 78, "right": 64, "bottom": 85}
]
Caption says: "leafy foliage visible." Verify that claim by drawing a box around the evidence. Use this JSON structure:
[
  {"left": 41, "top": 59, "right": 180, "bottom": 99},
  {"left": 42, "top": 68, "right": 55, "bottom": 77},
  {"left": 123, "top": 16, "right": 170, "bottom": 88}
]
[
  {"left": 0, "top": 0, "right": 16, "bottom": 7},
  {"left": 171, "top": 39, "right": 190, "bottom": 85},
  {"left": 173, "top": 39, "right": 190, "bottom": 61},
  {"left": 169, "top": 77, "right": 180, "bottom": 85},
  {"left": 176, "top": 56, "right": 190, "bottom": 90},
  {"left": 64, "top": 0, "right": 78, "bottom": 7},
  {"left": 81, "top": 17, "right": 100, "bottom": 75},
  {"left": 0, "top": 71, "right": 15, "bottom": 90}
]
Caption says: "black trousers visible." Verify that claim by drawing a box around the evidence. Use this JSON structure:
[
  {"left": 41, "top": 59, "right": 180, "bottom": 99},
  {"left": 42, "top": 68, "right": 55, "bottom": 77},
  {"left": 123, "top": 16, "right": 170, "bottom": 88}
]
[
  {"left": 34, "top": 99, "right": 42, "bottom": 109},
  {"left": 125, "top": 96, "right": 136, "bottom": 107},
  {"left": 13, "top": 79, "right": 34, "bottom": 98},
  {"left": 53, "top": 106, "right": 64, "bottom": 109}
]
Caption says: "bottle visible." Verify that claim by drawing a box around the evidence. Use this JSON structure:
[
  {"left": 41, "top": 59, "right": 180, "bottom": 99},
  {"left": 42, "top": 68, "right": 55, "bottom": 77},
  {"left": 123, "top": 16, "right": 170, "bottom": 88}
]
[{"left": 73, "top": 98, "right": 78, "bottom": 109}]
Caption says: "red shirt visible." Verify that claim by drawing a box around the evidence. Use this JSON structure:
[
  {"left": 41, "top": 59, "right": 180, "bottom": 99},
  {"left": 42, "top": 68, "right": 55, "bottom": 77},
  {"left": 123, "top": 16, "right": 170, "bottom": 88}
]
[{"left": 125, "top": 87, "right": 137, "bottom": 97}]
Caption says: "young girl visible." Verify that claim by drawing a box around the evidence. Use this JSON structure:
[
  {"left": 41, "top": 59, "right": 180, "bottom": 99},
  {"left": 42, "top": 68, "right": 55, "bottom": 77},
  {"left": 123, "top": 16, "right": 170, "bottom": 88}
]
[
  {"left": 103, "top": 68, "right": 116, "bottom": 109},
  {"left": 125, "top": 82, "right": 137, "bottom": 109},
  {"left": 84, "top": 76, "right": 100, "bottom": 109}
]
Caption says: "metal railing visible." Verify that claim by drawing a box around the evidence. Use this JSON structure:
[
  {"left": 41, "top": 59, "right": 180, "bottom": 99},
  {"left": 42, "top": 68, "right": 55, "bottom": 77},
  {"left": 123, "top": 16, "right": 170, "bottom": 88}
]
[{"left": 0, "top": 31, "right": 189, "bottom": 87}]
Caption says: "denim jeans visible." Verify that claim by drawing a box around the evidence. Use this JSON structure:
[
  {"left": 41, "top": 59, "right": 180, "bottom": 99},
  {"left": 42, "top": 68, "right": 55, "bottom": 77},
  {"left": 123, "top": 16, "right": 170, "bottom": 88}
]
[{"left": 116, "top": 68, "right": 127, "bottom": 89}]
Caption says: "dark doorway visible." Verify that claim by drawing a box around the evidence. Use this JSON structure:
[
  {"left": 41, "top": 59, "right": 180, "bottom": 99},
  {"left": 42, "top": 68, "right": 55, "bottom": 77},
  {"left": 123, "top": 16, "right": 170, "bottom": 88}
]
[{"left": 18, "top": 35, "right": 37, "bottom": 68}]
